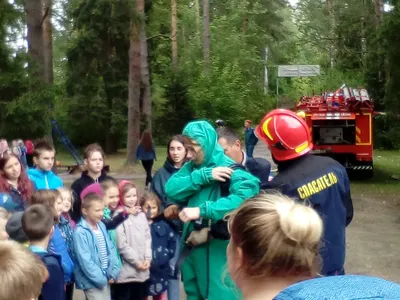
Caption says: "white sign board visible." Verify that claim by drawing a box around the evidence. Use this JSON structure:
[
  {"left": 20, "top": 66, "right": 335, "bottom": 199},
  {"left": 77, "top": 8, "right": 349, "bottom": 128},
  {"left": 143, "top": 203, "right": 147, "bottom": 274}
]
[{"left": 278, "top": 65, "right": 320, "bottom": 77}]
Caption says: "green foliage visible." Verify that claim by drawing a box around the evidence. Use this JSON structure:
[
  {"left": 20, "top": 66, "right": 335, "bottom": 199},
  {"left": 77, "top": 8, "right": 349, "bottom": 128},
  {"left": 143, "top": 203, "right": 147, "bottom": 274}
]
[
  {"left": 1, "top": 0, "right": 400, "bottom": 150},
  {"left": 152, "top": 74, "right": 194, "bottom": 144},
  {"left": 188, "top": 59, "right": 251, "bottom": 127},
  {"left": 0, "top": 1, "right": 51, "bottom": 139},
  {"left": 64, "top": 0, "right": 131, "bottom": 152},
  {"left": 382, "top": 3, "right": 400, "bottom": 115}
]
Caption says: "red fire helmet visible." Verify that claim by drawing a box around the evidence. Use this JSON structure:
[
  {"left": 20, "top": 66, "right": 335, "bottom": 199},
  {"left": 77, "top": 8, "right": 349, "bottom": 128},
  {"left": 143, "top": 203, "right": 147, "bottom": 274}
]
[{"left": 255, "top": 109, "right": 313, "bottom": 161}]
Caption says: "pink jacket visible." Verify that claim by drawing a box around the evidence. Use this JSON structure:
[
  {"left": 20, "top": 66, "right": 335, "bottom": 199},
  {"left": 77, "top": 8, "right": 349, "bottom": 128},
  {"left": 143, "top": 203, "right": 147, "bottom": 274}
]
[{"left": 115, "top": 210, "right": 152, "bottom": 283}]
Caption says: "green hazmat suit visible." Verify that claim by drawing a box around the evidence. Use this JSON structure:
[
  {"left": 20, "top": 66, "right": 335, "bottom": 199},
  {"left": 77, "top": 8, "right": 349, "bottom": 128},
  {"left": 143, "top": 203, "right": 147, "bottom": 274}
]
[{"left": 165, "top": 120, "right": 260, "bottom": 300}]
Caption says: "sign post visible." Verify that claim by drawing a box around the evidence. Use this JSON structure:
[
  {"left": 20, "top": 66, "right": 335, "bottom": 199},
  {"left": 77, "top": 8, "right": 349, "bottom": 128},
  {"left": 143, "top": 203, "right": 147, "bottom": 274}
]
[{"left": 276, "top": 65, "right": 320, "bottom": 107}]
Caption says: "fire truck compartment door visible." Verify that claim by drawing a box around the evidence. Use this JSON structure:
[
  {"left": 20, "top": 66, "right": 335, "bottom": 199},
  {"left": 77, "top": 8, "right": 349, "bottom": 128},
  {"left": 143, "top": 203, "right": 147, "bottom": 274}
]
[{"left": 311, "top": 113, "right": 356, "bottom": 120}]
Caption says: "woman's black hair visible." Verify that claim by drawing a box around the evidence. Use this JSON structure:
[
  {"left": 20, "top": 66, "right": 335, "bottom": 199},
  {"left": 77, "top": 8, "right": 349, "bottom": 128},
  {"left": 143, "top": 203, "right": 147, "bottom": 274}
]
[{"left": 167, "top": 135, "right": 187, "bottom": 159}]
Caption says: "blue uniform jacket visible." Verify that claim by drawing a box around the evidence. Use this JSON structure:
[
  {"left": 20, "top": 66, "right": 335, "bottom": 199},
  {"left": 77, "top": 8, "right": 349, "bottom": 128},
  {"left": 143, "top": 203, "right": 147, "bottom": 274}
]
[
  {"left": 72, "top": 219, "right": 121, "bottom": 290},
  {"left": 262, "top": 154, "right": 353, "bottom": 275}
]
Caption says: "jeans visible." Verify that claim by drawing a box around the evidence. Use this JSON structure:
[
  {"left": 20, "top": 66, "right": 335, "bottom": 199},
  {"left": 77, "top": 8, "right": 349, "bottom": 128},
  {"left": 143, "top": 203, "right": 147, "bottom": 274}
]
[
  {"left": 84, "top": 284, "right": 110, "bottom": 300},
  {"left": 246, "top": 144, "right": 255, "bottom": 158},
  {"left": 168, "top": 233, "right": 181, "bottom": 300}
]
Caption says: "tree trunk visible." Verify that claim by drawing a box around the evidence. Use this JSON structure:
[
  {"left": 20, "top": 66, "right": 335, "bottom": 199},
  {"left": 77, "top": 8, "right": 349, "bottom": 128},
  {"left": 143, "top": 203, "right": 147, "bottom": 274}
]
[
  {"left": 140, "top": 21, "right": 152, "bottom": 132},
  {"left": 360, "top": 0, "right": 366, "bottom": 63},
  {"left": 374, "top": 0, "right": 383, "bottom": 27},
  {"left": 203, "top": 0, "right": 210, "bottom": 72},
  {"left": 195, "top": 0, "right": 200, "bottom": 43},
  {"left": 126, "top": 0, "right": 143, "bottom": 164},
  {"left": 181, "top": 26, "right": 185, "bottom": 48},
  {"left": 24, "top": 0, "right": 45, "bottom": 80},
  {"left": 242, "top": 17, "right": 249, "bottom": 33},
  {"left": 327, "top": 0, "right": 335, "bottom": 68},
  {"left": 171, "top": 0, "right": 178, "bottom": 70},
  {"left": 42, "top": 0, "right": 53, "bottom": 84}
]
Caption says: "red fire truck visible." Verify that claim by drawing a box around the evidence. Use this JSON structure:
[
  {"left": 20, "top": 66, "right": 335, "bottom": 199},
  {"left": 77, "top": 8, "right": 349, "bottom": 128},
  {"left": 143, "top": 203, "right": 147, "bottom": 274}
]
[{"left": 294, "top": 84, "right": 377, "bottom": 178}]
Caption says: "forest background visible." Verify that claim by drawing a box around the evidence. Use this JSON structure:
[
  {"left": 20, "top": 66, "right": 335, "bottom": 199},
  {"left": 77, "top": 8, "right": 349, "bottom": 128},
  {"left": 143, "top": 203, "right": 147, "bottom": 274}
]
[{"left": 0, "top": 0, "right": 399, "bottom": 163}]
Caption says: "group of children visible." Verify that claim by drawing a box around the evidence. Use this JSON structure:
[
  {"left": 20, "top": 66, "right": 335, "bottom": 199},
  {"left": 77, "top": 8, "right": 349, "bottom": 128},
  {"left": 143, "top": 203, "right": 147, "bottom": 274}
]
[{"left": 0, "top": 141, "right": 177, "bottom": 300}]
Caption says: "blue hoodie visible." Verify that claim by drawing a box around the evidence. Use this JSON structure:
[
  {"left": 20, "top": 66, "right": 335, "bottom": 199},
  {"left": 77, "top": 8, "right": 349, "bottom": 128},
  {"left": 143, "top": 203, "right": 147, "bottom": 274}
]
[
  {"left": 27, "top": 168, "right": 63, "bottom": 190},
  {"left": 48, "top": 226, "right": 74, "bottom": 283},
  {"left": 29, "top": 245, "right": 66, "bottom": 300},
  {"left": 136, "top": 144, "right": 157, "bottom": 161},
  {"left": 72, "top": 218, "right": 121, "bottom": 290}
]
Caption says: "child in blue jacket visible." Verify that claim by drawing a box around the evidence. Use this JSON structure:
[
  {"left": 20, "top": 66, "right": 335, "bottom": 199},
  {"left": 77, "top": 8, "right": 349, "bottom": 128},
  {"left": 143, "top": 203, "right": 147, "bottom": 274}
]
[
  {"left": 27, "top": 141, "right": 63, "bottom": 189},
  {"left": 141, "top": 192, "right": 176, "bottom": 300},
  {"left": 72, "top": 193, "right": 121, "bottom": 300}
]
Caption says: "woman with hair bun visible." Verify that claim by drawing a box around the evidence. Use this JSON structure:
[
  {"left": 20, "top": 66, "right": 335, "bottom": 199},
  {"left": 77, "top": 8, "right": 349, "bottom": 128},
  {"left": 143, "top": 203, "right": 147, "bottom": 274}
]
[
  {"left": 227, "top": 191, "right": 323, "bottom": 299},
  {"left": 227, "top": 192, "right": 400, "bottom": 300}
]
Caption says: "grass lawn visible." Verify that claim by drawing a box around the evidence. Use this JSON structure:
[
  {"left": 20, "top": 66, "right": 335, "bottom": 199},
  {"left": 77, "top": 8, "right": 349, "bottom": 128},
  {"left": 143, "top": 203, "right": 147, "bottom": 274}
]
[
  {"left": 55, "top": 147, "right": 168, "bottom": 174},
  {"left": 56, "top": 147, "right": 400, "bottom": 200},
  {"left": 351, "top": 150, "right": 400, "bottom": 201}
]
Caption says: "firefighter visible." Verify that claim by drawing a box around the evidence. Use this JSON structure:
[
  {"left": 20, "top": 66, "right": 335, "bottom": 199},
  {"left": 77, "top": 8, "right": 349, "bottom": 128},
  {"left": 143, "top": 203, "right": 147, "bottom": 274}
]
[{"left": 255, "top": 108, "right": 354, "bottom": 276}]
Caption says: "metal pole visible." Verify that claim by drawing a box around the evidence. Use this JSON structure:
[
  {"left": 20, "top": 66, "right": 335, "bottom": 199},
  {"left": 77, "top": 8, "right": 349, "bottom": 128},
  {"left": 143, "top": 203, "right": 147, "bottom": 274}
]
[
  {"left": 264, "top": 47, "right": 268, "bottom": 94},
  {"left": 276, "top": 77, "right": 279, "bottom": 108}
]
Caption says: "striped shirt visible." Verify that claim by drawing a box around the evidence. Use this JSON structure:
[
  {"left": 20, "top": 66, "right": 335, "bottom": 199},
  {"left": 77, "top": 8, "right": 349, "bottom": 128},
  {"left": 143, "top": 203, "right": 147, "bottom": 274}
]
[{"left": 94, "top": 228, "right": 108, "bottom": 272}]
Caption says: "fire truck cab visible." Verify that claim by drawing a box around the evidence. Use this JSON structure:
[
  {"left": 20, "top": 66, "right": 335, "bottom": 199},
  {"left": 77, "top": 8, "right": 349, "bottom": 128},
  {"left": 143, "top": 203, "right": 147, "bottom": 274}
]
[{"left": 294, "top": 84, "right": 375, "bottom": 178}]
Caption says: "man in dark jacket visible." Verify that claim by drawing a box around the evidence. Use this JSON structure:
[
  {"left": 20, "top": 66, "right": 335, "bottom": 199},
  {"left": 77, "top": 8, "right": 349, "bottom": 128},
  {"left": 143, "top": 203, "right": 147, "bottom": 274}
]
[
  {"left": 244, "top": 119, "right": 258, "bottom": 158},
  {"left": 218, "top": 126, "right": 271, "bottom": 186},
  {"left": 256, "top": 109, "right": 354, "bottom": 276}
]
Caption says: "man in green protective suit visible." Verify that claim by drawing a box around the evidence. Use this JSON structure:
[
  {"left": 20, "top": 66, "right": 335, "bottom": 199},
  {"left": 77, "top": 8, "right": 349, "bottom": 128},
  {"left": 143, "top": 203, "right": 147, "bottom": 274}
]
[{"left": 164, "top": 120, "right": 260, "bottom": 300}]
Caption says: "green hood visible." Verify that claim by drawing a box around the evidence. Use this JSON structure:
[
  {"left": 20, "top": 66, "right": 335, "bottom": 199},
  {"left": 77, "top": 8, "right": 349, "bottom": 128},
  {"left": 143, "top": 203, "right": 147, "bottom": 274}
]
[{"left": 183, "top": 120, "right": 234, "bottom": 168}]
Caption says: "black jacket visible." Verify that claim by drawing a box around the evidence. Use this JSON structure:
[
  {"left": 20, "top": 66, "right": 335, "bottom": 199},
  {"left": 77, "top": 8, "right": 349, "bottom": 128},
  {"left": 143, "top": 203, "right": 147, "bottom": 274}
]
[
  {"left": 150, "top": 158, "right": 184, "bottom": 233},
  {"left": 245, "top": 156, "right": 271, "bottom": 187},
  {"left": 70, "top": 170, "right": 114, "bottom": 222},
  {"left": 151, "top": 158, "right": 181, "bottom": 208}
]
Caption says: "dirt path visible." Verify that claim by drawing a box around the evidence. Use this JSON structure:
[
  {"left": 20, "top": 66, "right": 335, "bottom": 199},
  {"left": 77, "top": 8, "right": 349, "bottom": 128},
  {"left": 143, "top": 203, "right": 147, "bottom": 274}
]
[{"left": 345, "top": 195, "right": 400, "bottom": 282}]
